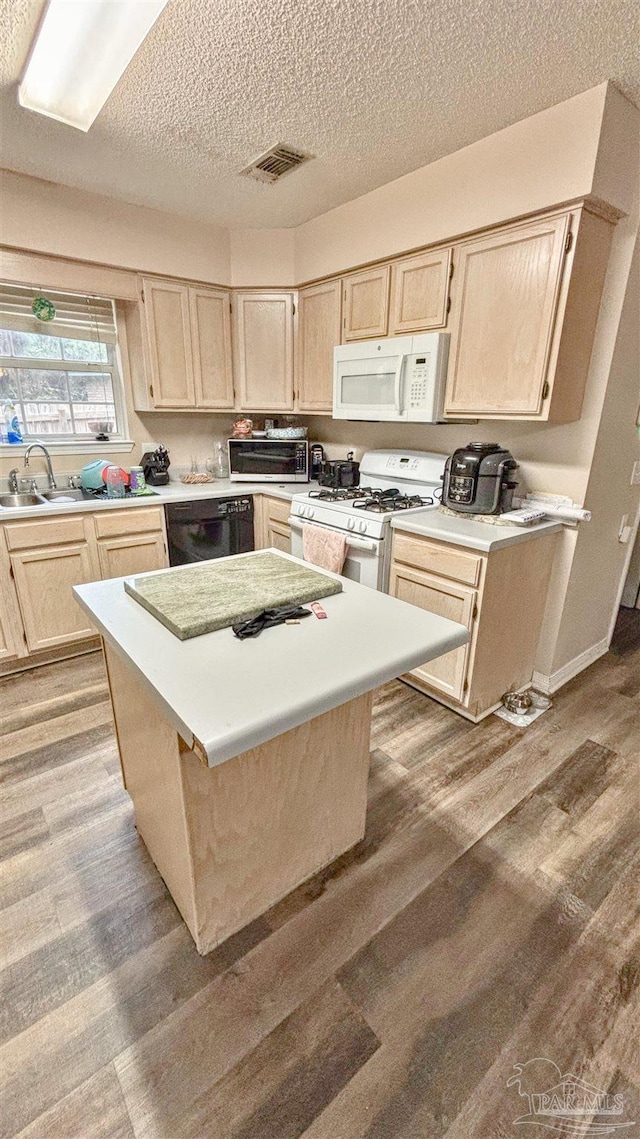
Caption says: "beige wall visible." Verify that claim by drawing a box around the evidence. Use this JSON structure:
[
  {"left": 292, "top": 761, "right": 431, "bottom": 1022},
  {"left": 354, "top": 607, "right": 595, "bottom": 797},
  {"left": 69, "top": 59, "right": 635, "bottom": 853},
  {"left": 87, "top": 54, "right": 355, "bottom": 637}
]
[
  {"left": 230, "top": 229, "right": 295, "bottom": 287},
  {"left": 0, "top": 170, "right": 231, "bottom": 284},
  {"left": 293, "top": 83, "right": 609, "bottom": 282},
  {"left": 552, "top": 236, "right": 640, "bottom": 669}
]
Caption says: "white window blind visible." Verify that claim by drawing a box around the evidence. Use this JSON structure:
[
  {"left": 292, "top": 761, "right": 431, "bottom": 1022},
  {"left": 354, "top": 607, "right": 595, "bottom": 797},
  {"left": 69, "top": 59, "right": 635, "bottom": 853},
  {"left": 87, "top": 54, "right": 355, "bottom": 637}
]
[{"left": 0, "top": 284, "right": 116, "bottom": 343}]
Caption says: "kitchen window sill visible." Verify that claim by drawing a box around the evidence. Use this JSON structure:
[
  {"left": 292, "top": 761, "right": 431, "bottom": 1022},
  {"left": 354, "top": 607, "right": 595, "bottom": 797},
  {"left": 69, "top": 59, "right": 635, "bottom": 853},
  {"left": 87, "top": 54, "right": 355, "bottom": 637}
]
[{"left": 0, "top": 439, "right": 136, "bottom": 457}]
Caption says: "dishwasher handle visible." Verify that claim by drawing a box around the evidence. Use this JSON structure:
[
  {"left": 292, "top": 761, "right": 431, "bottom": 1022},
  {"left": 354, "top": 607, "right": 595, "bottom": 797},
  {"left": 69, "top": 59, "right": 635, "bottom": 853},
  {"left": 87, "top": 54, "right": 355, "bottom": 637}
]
[{"left": 289, "top": 516, "right": 378, "bottom": 552}]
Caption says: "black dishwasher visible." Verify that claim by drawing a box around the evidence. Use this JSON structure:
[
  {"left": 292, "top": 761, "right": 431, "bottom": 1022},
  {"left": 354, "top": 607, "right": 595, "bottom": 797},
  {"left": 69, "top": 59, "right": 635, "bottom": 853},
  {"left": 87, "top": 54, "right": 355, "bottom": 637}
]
[{"left": 164, "top": 497, "right": 254, "bottom": 566}]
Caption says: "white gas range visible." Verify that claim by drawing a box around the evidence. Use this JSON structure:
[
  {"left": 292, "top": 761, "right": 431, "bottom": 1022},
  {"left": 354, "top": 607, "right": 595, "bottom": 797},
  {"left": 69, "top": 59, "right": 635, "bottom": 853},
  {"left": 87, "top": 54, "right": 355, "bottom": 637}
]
[{"left": 289, "top": 449, "right": 447, "bottom": 590}]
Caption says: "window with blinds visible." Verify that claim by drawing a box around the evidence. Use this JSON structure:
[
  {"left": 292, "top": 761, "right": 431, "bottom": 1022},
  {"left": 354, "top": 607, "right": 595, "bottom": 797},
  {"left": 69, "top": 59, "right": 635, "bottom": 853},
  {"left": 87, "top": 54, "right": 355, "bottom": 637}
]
[{"left": 0, "top": 283, "right": 126, "bottom": 442}]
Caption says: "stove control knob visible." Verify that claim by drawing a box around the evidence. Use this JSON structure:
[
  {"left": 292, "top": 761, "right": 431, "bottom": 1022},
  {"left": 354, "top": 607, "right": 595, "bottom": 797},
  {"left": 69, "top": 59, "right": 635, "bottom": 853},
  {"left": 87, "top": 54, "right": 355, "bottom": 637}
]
[
  {"left": 294, "top": 503, "right": 303, "bottom": 516},
  {"left": 306, "top": 507, "right": 314, "bottom": 519},
  {"left": 358, "top": 520, "right": 368, "bottom": 533},
  {"left": 347, "top": 518, "right": 356, "bottom": 531}
]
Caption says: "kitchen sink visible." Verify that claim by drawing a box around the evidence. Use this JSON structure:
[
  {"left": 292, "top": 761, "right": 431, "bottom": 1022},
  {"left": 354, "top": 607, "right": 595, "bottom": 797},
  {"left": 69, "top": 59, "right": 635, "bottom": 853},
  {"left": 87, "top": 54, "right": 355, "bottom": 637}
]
[
  {"left": 40, "top": 489, "right": 89, "bottom": 502},
  {"left": 0, "top": 493, "right": 47, "bottom": 508}
]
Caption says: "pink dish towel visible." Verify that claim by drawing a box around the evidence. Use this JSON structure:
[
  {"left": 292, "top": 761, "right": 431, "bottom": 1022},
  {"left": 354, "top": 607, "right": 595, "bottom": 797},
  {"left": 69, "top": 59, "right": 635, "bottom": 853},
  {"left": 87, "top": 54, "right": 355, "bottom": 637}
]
[{"left": 302, "top": 524, "right": 347, "bottom": 574}]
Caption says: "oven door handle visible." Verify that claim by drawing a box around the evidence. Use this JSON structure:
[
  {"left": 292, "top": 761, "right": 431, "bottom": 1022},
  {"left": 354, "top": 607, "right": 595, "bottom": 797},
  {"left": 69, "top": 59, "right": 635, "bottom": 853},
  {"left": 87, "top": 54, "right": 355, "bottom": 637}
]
[{"left": 288, "top": 516, "right": 378, "bottom": 552}]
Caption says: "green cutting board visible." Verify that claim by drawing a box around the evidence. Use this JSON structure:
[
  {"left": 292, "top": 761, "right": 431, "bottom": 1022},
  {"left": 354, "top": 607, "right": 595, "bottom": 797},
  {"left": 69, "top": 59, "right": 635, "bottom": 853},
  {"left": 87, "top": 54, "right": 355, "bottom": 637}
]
[{"left": 123, "top": 551, "right": 342, "bottom": 640}]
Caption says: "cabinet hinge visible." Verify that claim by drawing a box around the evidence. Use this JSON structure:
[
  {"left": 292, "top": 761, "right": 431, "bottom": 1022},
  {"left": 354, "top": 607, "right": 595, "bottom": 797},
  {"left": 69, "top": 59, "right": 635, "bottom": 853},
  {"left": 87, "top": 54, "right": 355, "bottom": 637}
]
[
  {"left": 229, "top": 301, "right": 232, "bottom": 314},
  {"left": 140, "top": 288, "right": 145, "bottom": 303},
  {"left": 292, "top": 302, "right": 296, "bottom": 316},
  {"left": 446, "top": 296, "right": 452, "bottom": 315},
  {"left": 23, "top": 631, "right": 28, "bottom": 644},
  {"left": 472, "top": 604, "right": 478, "bottom": 620},
  {"left": 449, "top": 261, "right": 454, "bottom": 280},
  {"left": 542, "top": 380, "right": 550, "bottom": 400},
  {"left": 9, "top": 564, "right": 14, "bottom": 579},
  {"left": 565, "top": 230, "right": 573, "bottom": 254},
  {"left": 149, "top": 384, "right": 154, "bottom": 399},
  {"left": 463, "top": 679, "right": 469, "bottom": 692}
]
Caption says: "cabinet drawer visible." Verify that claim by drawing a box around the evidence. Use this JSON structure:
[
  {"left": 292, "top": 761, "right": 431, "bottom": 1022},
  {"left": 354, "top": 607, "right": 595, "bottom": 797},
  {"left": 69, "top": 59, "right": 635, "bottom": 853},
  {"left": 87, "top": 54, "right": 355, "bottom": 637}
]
[
  {"left": 94, "top": 507, "right": 165, "bottom": 539},
  {"left": 261, "top": 496, "right": 291, "bottom": 526},
  {"left": 4, "top": 516, "right": 87, "bottom": 551},
  {"left": 392, "top": 531, "right": 483, "bottom": 586}
]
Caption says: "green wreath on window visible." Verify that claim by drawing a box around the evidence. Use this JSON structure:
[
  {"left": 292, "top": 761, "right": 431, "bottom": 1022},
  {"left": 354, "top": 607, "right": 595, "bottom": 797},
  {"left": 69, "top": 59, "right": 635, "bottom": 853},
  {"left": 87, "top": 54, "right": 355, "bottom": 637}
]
[{"left": 31, "top": 295, "right": 56, "bottom": 322}]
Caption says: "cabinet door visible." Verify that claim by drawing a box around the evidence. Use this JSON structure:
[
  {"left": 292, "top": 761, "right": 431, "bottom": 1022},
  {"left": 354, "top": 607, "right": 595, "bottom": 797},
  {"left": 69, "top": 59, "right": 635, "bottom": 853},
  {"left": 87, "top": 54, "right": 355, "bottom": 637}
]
[
  {"left": 97, "top": 534, "right": 167, "bottom": 580},
  {"left": 11, "top": 544, "right": 98, "bottom": 652},
  {"left": 233, "top": 293, "right": 294, "bottom": 411},
  {"left": 342, "top": 266, "right": 390, "bottom": 341},
  {"left": 267, "top": 520, "right": 291, "bottom": 554},
  {"left": 444, "top": 214, "right": 570, "bottom": 417},
  {"left": 190, "top": 287, "right": 234, "bottom": 409},
  {"left": 297, "top": 280, "right": 342, "bottom": 412},
  {"left": 140, "top": 277, "right": 195, "bottom": 408},
  {"left": 389, "top": 249, "right": 451, "bottom": 333},
  {"left": 389, "top": 564, "right": 475, "bottom": 702}
]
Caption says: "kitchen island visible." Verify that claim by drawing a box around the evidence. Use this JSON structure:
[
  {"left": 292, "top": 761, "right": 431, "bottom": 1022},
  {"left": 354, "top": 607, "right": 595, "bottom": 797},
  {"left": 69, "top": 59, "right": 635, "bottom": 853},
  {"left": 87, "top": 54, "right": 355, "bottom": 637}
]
[{"left": 74, "top": 550, "right": 469, "bottom": 953}]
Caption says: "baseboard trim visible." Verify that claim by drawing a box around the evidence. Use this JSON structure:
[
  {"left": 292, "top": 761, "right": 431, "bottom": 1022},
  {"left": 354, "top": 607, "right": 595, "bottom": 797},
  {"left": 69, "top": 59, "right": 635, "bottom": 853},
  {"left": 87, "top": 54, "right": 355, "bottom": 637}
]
[{"left": 532, "top": 637, "right": 609, "bottom": 695}]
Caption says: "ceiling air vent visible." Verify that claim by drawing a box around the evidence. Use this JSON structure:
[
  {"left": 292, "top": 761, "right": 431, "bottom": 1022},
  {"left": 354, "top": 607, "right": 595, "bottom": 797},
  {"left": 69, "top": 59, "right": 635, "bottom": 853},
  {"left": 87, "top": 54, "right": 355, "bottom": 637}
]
[{"left": 240, "top": 143, "right": 313, "bottom": 185}]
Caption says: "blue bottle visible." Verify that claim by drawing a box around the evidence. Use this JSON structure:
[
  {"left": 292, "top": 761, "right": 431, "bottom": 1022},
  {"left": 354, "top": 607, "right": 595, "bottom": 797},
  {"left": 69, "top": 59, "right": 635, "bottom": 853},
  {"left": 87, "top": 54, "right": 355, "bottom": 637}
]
[{"left": 3, "top": 401, "right": 23, "bottom": 444}]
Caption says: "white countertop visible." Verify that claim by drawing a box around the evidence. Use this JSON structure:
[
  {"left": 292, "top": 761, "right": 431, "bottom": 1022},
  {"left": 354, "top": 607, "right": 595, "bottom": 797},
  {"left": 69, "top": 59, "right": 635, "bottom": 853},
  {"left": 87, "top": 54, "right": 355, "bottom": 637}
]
[
  {"left": 0, "top": 479, "right": 306, "bottom": 523},
  {"left": 390, "top": 508, "right": 562, "bottom": 552},
  {"left": 73, "top": 549, "right": 469, "bottom": 768}
]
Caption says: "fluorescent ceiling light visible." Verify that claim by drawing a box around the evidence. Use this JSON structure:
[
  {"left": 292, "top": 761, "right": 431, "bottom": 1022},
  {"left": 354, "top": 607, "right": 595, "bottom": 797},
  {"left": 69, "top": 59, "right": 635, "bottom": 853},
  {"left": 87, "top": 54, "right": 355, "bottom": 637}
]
[{"left": 19, "top": 0, "right": 171, "bottom": 132}]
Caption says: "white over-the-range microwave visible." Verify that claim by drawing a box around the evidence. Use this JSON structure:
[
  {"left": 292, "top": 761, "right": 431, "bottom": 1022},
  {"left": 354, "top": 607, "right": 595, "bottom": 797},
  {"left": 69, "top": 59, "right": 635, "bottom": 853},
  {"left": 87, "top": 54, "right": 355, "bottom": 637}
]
[{"left": 333, "top": 332, "right": 449, "bottom": 422}]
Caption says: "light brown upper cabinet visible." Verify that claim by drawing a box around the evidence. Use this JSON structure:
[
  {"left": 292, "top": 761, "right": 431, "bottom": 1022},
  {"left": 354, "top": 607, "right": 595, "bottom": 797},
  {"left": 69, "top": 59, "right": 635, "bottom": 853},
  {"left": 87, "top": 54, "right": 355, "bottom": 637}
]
[
  {"left": 140, "top": 278, "right": 195, "bottom": 408},
  {"left": 389, "top": 248, "right": 451, "bottom": 334},
  {"left": 140, "top": 278, "right": 233, "bottom": 410},
  {"left": 296, "top": 280, "right": 342, "bottom": 412},
  {"left": 189, "top": 287, "right": 234, "bottom": 409},
  {"left": 443, "top": 208, "right": 613, "bottom": 421},
  {"left": 233, "top": 292, "right": 295, "bottom": 411},
  {"left": 342, "top": 266, "right": 390, "bottom": 341}
]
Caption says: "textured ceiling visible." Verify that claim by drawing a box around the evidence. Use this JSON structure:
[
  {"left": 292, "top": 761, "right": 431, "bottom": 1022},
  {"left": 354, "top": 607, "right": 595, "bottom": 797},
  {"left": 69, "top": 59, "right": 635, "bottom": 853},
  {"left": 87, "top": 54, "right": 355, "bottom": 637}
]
[{"left": 0, "top": 0, "right": 639, "bottom": 229}]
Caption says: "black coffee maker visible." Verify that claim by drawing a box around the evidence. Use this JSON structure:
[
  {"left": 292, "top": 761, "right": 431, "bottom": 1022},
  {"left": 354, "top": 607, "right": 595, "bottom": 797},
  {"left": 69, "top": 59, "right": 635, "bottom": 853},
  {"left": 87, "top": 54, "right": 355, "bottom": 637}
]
[{"left": 141, "top": 445, "right": 170, "bottom": 486}]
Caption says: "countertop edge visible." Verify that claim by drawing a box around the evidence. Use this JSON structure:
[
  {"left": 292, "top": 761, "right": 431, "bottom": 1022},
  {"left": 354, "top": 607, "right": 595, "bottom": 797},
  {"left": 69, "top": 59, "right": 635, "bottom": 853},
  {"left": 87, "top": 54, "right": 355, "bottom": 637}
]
[
  {"left": 0, "top": 480, "right": 306, "bottom": 522},
  {"left": 73, "top": 553, "right": 470, "bottom": 769},
  {"left": 390, "top": 512, "right": 563, "bottom": 551}
]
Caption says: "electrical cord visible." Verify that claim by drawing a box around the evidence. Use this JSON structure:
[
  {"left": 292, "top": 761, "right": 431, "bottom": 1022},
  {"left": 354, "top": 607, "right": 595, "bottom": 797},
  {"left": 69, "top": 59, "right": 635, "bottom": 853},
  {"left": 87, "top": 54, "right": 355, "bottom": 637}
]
[{"left": 232, "top": 605, "right": 313, "bottom": 640}]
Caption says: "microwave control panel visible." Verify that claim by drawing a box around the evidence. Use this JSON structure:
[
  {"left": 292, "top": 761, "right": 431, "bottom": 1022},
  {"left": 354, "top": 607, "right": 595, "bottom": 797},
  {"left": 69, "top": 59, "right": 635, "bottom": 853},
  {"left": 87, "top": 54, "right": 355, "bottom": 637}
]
[{"left": 406, "top": 354, "right": 432, "bottom": 408}]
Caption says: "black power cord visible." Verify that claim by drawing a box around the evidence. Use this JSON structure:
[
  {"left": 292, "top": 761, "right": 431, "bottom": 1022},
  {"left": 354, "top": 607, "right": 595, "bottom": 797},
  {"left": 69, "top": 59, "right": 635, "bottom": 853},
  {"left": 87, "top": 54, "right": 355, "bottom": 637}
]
[{"left": 232, "top": 605, "right": 313, "bottom": 640}]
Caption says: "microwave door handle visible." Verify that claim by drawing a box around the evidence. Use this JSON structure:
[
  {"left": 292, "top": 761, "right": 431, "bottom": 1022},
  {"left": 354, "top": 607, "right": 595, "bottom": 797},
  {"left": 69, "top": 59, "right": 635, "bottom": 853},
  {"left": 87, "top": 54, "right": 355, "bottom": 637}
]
[{"left": 394, "top": 356, "right": 405, "bottom": 414}]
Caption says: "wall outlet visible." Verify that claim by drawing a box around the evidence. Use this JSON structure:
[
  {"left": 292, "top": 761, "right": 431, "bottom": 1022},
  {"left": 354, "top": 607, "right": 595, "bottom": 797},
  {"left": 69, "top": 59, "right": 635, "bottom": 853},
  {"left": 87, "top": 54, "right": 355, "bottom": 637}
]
[{"left": 631, "top": 460, "right": 640, "bottom": 487}]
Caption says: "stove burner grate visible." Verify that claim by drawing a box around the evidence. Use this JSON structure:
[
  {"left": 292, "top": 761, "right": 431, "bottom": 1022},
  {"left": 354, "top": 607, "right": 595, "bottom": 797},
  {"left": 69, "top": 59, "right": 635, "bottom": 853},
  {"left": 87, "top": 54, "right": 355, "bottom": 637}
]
[{"left": 306, "top": 486, "right": 438, "bottom": 512}]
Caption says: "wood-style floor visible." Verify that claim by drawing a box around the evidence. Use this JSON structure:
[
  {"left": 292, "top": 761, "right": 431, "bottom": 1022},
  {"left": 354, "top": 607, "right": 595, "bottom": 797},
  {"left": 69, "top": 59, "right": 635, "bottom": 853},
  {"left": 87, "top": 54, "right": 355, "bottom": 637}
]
[{"left": 1, "top": 610, "right": 638, "bottom": 1138}]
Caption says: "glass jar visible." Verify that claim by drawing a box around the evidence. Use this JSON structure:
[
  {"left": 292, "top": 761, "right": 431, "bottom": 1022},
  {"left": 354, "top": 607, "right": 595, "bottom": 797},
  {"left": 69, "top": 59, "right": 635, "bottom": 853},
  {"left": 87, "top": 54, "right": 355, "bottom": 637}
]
[
  {"left": 105, "top": 465, "right": 125, "bottom": 498},
  {"left": 213, "top": 441, "right": 229, "bottom": 479}
]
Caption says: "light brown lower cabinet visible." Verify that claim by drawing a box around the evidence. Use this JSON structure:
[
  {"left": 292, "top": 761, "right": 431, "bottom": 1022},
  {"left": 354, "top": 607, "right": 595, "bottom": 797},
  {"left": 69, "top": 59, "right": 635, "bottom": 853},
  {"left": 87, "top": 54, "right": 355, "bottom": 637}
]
[
  {"left": 9, "top": 541, "right": 99, "bottom": 653},
  {"left": 97, "top": 533, "right": 167, "bottom": 580},
  {"left": 254, "top": 495, "right": 292, "bottom": 553},
  {"left": 0, "top": 506, "right": 168, "bottom": 661},
  {"left": 389, "top": 527, "right": 558, "bottom": 720},
  {"left": 94, "top": 507, "right": 168, "bottom": 580},
  {"left": 0, "top": 537, "right": 25, "bottom": 660}
]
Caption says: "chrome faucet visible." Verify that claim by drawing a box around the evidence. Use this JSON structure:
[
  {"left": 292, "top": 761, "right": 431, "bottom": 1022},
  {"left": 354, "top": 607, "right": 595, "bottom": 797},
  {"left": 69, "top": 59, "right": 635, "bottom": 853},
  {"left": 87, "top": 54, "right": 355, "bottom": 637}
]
[
  {"left": 8, "top": 468, "right": 19, "bottom": 493},
  {"left": 24, "top": 441, "right": 57, "bottom": 490}
]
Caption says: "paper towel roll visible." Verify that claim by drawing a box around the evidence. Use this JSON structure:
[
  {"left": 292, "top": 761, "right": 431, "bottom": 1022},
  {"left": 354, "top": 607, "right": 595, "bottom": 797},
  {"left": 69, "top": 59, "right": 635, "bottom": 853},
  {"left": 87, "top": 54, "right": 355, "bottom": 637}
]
[{"left": 517, "top": 497, "right": 591, "bottom": 523}]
